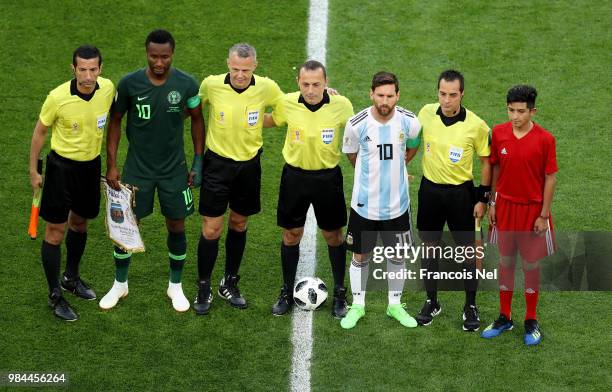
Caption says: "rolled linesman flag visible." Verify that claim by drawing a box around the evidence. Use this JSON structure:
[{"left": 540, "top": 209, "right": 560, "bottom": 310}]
[
  {"left": 475, "top": 217, "right": 484, "bottom": 270},
  {"left": 27, "top": 158, "right": 43, "bottom": 240}
]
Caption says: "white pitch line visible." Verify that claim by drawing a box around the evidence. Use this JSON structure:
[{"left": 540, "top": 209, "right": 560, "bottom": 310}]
[{"left": 290, "top": 1, "right": 328, "bottom": 392}]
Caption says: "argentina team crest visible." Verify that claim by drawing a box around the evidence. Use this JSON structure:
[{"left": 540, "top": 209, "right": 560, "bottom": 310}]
[
  {"left": 110, "top": 202, "right": 125, "bottom": 224},
  {"left": 346, "top": 233, "right": 354, "bottom": 245},
  {"left": 167, "top": 91, "right": 181, "bottom": 104},
  {"left": 247, "top": 111, "right": 259, "bottom": 126},
  {"left": 321, "top": 128, "right": 334, "bottom": 144},
  {"left": 449, "top": 145, "right": 464, "bottom": 163}
]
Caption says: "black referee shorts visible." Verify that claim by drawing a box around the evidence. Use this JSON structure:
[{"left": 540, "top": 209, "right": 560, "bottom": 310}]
[
  {"left": 199, "top": 149, "right": 261, "bottom": 217},
  {"left": 40, "top": 150, "right": 101, "bottom": 224},
  {"left": 416, "top": 176, "right": 475, "bottom": 244},
  {"left": 345, "top": 208, "right": 412, "bottom": 254},
  {"left": 277, "top": 164, "right": 347, "bottom": 231}
]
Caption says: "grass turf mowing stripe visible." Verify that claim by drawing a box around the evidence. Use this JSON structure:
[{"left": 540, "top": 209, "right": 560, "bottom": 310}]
[
  {"left": 290, "top": 1, "right": 329, "bottom": 391},
  {"left": 290, "top": 208, "right": 317, "bottom": 392}
]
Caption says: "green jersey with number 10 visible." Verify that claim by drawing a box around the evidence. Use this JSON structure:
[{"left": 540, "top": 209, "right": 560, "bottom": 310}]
[{"left": 113, "top": 68, "right": 200, "bottom": 178}]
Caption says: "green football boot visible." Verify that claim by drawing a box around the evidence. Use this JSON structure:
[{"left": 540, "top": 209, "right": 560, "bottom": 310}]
[
  {"left": 386, "top": 303, "right": 418, "bottom": 328},
  {"left": 340, "top": 304, "right": 365, "bottom": 329}
]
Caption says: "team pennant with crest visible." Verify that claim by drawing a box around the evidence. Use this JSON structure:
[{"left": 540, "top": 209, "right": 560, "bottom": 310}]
[{"left": 102, "top": 178, "right": 145, "bottom": 253}]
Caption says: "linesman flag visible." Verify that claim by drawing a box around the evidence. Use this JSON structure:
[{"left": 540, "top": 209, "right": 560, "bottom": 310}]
[
  {"left": 28, "top": 158, "right": 43, "bottom": 240},
  {"left": 475, "top": 217, "right": 485, "bottom": 270}
]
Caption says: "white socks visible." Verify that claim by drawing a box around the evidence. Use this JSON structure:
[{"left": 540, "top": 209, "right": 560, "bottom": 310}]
[
  {"left": 349, "top": 256, "right": 369, "bottom": 306},
  {"left": 387, "top": 258, "right": 406, "bottom": 305},
  {"left": 349, "top": 256, "right": 407, "bottom": 306}
]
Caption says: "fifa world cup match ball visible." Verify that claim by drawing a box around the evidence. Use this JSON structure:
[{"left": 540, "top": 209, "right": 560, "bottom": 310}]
[{"left": 293, "top": 277, "right": 328, "bottom": 311}]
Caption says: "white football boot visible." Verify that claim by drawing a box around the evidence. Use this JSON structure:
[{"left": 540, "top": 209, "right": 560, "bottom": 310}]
[
  {"left": 99, "top": 280, "right": 129, "bottom": 310},
  {"left": 167, "top": 282, "right": 190, "bottom": 312}
]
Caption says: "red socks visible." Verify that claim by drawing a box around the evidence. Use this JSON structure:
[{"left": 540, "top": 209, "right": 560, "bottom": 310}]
[
  {"left": 524, "top": 266, "right": 540, "bottom": 320},
  {"left": 497, "top": 262, "right": 540, "bottom": 320},
  {"left": 500, "top": 290, "right": 513, "bottom": 319}
]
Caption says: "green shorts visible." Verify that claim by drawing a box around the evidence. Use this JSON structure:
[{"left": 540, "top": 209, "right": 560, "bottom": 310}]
[{"left": 122, "top": 170, "right": 194, "bottom": 220}]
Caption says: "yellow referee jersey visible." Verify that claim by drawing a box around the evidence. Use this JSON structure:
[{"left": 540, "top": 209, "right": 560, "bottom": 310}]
[
  {"left": 418, "top": 103, "right": 490, "bottom": 185},
  {"left": 273, "top": 92, "right": 353, "bottom": 170},
  {"left": 39, "top": 77, "right": 115, "bottom": 161},
  {"left": 199, "top": 73, "right": 283, "bottom": 161}
]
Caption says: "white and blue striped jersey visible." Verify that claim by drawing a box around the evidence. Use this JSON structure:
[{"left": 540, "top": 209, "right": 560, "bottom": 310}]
[{"left": 342, "top": 106, "right": 421, "bottom": 221}]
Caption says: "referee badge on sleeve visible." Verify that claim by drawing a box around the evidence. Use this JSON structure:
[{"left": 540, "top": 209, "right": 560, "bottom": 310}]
[{"left": 321, "top": 128, "right": 334, "bottom": 145}]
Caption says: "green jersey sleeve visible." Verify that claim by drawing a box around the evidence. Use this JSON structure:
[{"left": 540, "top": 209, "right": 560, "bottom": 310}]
[
  {"left": 112, "top": 76, "right": 130, "bottom": 115},
  {"left": 186, "top": 75, "right": 201, "bottom": 109}
]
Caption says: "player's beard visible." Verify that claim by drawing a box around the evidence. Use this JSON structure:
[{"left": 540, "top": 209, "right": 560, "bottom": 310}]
[
  {"left": 152, "top": 66, "right": 169, "bottom": 76},
  {"left": 375, "top": 104, "right": 393, "bottom": 117}
]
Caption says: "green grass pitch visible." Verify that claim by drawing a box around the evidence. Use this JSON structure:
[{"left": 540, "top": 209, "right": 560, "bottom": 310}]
[{"left": 1, "top": 0, "right": 610, "bottom": 390}]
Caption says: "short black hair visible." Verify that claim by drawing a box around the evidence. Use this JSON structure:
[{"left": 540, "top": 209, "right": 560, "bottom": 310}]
[
  {"left": 298, "top": 60, "right": 327, "bottom": 79},
  {"left": 507, "top": 85, "right": 537, "bottom": 109},
  {"left": 371, "top": 71, "right": 399, "bottom": 93},
  {"left": 145, "top": 29, "right": 175, "bottom": 51},
  {"left": 438, "top": 69, "right": 464, "bottom": 92},
  {"left": 72, "top": 45, "right": 102, "bottom": 67}
]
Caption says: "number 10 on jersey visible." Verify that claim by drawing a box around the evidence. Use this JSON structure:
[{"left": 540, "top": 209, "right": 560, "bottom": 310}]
[
  {"left": 377, "top": 144, "right": 393, "bottom": 160},
  {"left": 182, "top": 188, "right": 193, "bottom": 207},
  {"left": 136, "top": 104, "right": 151, "bottom": 119}
]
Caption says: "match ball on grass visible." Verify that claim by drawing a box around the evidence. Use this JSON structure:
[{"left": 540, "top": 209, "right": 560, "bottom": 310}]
[{"left": 293, "top": 277, "right": 328, "bottom": 311}]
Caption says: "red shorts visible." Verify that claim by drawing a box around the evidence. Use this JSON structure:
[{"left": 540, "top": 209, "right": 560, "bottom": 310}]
[{"left": 489, "top": 197, "right": 555, "bottom": 262}]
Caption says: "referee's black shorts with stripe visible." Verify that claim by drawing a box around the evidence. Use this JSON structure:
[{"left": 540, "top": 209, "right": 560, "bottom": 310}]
[
  {"left": 40, "top": 150, "right": 101, "bottom": 224},
  {"left": 199, "top": 149, "right": 262, "bottom": 217},
  {"left": 416, "top": 176, "right": 475, "bottom": 245},
  {"left": 345, "top": 208, "right": 412, "bottom": 254},
  {"left": 277, "top": 164, "right": 347, "bottom": 231}
]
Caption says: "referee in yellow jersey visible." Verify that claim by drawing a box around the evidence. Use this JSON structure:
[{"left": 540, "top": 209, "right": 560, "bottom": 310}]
[
  {"left": 194, "top": 43, "right": 283, "bottom": 314},
  {"left": 415, "top": 70, "right": 491, "bottom": 331},
  {"left": 28, "top": 45, "right": 115, "bottom": 321},
  {"left": 264, "top": 60, "right": 354, "bottom": 317}
]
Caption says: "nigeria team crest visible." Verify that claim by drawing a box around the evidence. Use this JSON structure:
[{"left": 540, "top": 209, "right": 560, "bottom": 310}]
[{"left": 167, "top": 91, "right": 182, "bottom": 104}]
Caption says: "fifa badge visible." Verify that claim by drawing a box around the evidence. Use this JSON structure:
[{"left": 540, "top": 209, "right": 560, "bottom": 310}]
[
  {"left": 448, "top": 146, "right": 464, "bottom": 163},
  {"left": 247, "top": 111, "right": 259, "bottom": 126},
  {"left": 321, "top": 128, "right": 334, "bottom": 145}
]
